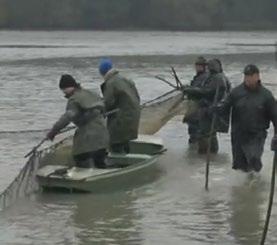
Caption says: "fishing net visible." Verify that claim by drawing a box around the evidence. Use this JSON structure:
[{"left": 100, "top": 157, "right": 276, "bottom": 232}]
[
  {"left": 0, "top": 89, "right": 196, "bottom": 210},
  {"left": 0, "top": 137, "right": 73, "bottom": 211},
  {"left": 140, "top": 90, "right": 197, "bottom": 134},
  {"left": 0, "top": 154, "right": 40, "bottom": 210}
]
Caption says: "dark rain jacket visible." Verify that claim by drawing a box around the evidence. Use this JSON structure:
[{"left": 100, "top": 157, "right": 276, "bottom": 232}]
[
  {"left": 101, "top": 69, "right": 141, "bottom": 144},
  {"left": 184, "top": 71, "right": 230, "bottom": 133},
  {"left": 50, "top": 88, "right": 109, "bottom": 156},
  {"left": 190, "top": 71, "right": 209, "bottom": 88},
  {"left": 218, "top": 82, "right": 277, "bottom": 135},
  {"left": 184, "top": 71, "right": 209, "bottom": 123}
]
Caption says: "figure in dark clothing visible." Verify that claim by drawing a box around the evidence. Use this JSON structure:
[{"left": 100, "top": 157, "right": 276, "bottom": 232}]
[
  {"left": 46, "top": 75, "right": 109, "bottom": 168},
  {"left": 216, "top": 64, "right": 277, "bottom": 172},
  {"left": 183, "top": 59, "right": 230, "bottom": 154},
  {"left": 99, "top": 59, "right": 141, "bottom": 154},
  {"left": 183, "top": 56, "right": 209, "bottom": 144}
]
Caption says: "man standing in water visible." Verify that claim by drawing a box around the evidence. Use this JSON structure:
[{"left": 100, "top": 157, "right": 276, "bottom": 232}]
[
  {"left": 183, "top": 56, "right": 209, "bottom": 144},
  {"left": 47, "top": 74, "right": 109, "bottom": 168},
  {"left": 99, "top": 59, "right": 141, "bottom": 154},
  {"left": 183, "top": 59, "right": 230, "bottom": 154},
  {"left": 216, "top": 64, "right": 277, "bottom": 172}
]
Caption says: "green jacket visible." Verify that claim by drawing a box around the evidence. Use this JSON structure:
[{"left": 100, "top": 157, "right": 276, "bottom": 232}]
[
  {"left": 51, "top": 88, "right": 109, "bottom": 156},
  {"left": 101, "top": 70, "right": 141, "bottom": 144}
]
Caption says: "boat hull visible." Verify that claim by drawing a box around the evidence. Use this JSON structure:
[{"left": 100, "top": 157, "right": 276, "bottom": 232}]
[{"left": 37, "top": 154, "right": 159, "bottom": 193}]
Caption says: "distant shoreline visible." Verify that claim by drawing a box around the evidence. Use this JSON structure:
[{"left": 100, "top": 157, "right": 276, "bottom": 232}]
[{"left": 0, "top": 27, "right": 277, "bottom": 32}]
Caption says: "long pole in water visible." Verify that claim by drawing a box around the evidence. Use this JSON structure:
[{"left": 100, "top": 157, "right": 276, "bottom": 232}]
[
  {"left": 205, "top": 83, "right": 220, "bottom": 191},
  {"left": 260, "top": 152, "right": 277, "bottom": 245},
  {"left": 205, "top": 115, "right": 217, "bottom": 191}
]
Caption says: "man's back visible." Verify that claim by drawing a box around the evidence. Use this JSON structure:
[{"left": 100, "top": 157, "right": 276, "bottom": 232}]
[{"left": 102, "top": 70, "right": 141, "bottom": 144}]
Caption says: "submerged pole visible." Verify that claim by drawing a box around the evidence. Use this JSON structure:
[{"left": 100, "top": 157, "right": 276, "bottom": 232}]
[
  {"left": 205, "top": 116, "right": 217, "bottom": 191},
  {"left": 260, "top": 152, "right": 277, "bottom": 245},
  {"left": 205, "top": 83, "right": 220, "bottom": 191}
]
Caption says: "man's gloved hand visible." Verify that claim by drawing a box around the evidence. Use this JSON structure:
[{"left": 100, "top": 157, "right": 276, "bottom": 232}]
[
  {"left": 182, "top": 115, "right": 188, "bottom": 123},
  {"left": 181, "top": 85, "right": 193, "bottom": 95},
  {"left": 182, "top": 86, "right": 203, "bottom": 98},
  {"left": 271, "top": 135, "right": 277, "bottom": 151},
  {"left": 46, "top": 130, "right": 57, "bottom": 141}
]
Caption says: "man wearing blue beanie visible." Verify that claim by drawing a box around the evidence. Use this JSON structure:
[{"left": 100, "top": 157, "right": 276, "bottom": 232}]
[
  {"left": 99, "top": 58, "right": 113, "bottom": 77},
  {"left": 99, "top": 58, "right": 141, "bottom": 153}
]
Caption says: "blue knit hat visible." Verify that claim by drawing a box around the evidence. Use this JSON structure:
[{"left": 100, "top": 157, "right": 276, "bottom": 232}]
[{"left": 99, "top": 58, "right": 113, "bottom": 76}]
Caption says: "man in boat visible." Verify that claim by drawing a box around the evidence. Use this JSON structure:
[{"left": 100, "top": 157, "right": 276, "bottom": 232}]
[
  {"left": 183, "top": 58, "right": 230, "bottom": 154},
  {"left": 46, "top": 74, "right": 109, "bottom": 168},
  {"left": 183, "top": 56, "right": 209, "bottom": 145},
  {"left": 215, "top": 64, "right": 277, "bottom": 172},
  {"left": 99, "top": 58, "right": 141, "bottom": 154}
]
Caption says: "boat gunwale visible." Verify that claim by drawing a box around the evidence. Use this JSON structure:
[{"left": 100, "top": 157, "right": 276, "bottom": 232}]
[{"left": 37, "top": 155, "right": 158, "bottom": 183}]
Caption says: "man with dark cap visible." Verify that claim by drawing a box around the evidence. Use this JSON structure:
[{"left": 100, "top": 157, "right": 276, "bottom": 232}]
[
  {"left": 99, "top": 58, "right": 141, "bottom": 154},
  {"left": 46, "top": 74, "right": 109, "bottom": 168},
  {"left": 215, "top": 64, "right": 277, "bottom": 172},
  {"left": 183, "top": 56, "right": 209, "bottom": 144},
  {"left": 183, "top": 58, "right": 230, "bottom": 154}
]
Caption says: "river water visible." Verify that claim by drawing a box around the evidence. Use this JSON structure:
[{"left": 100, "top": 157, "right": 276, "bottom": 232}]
[{"left": 0, "top": 31, "right": 277, "bottom": 244}]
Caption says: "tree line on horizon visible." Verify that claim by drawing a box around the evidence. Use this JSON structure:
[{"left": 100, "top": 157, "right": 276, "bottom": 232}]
[{"left": 0, "top": 0, "right": 276, "bottom": 30}]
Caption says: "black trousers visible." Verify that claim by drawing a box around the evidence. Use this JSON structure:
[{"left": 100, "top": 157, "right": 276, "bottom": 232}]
[
  {"left": 188, "top": 121, "right": 199, "bottom": 144},
  {"left": 110, "top": 141, "right": 130, "bottom": 154},
  {"left": 231, "top": 131, "right": 266, "bottom": 172},
  {"left": 73, "top": 149, "right": 107, "bottom": 168}
]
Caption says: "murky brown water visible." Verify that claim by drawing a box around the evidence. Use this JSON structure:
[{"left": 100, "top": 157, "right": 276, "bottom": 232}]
[{"left": 1, "top": 31, "right": 277, "bottom": 244}]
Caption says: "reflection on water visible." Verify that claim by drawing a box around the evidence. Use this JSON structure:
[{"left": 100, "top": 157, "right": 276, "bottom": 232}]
[
  {"left": 1, "top": 31, "right": 277, "bottom": 244},
  {"left": 43, "top": 192, "right": 143, "bottom": 245},
  {"left": 229, "top": 182, "right": 264, "bottom": 245}
]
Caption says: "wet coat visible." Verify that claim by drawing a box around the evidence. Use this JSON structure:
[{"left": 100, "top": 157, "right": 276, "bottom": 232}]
[
  {"left": 191, "top": 71, "right": 209, "bottom": 88},
  {"left": 185, "top": 71, "right": 209, "bottom": 141},
  {"left": 50, "top": 88, "right": 109, "bottom": 156},
  {"left": 218, "top": 82, "right": 277, "bottom": 171},
  {"left": 187, "top": 71, "right": 209, "bottom": 102},
  {"left": 219, "top": 82, "right": 277, "bottom": 134},
  {"left": 101, "top": 70, "right": 141, "bottom": 144},
  {"left": 184, "top": 71, "right": 230, "bottom": 134}
]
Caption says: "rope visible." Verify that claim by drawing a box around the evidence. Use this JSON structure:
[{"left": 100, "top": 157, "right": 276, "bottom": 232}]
[
  {"left": 0, "top": 91, "right": 181, "bottom": 135},
  {"left": 141, "top": 89, "right": 180, "bottom": 107}
]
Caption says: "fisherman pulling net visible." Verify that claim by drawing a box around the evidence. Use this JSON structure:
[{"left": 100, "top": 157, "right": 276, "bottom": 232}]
[{"left": 0, "top": 79, "right": 195, "bottom": 210}]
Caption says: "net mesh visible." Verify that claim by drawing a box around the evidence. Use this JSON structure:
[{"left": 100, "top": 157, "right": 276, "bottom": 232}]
[{"left": 0, "top": 137, "right": 71, "bottom": 211}]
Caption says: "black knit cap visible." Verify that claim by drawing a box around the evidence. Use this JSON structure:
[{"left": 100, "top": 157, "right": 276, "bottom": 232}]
[
  {"left": 243, "top": 64, "right": 259, "bottom": 75},
  {"left": 59, "top": 74, "right": 79, "bottom": 89}
]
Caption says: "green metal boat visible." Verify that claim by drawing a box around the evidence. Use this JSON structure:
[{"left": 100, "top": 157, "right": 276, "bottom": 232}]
[{"left": 36, "top": 135, "right": 165, "bottom": 192}]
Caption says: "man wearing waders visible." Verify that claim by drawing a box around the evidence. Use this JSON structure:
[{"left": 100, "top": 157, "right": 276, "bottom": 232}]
[
  {"left": 215, "top": 64, "right": 277, "bottom": 172},
  {"left": 183, "top": 59, "right": 231, "bottom": 154},
  {"left": 182, "top": 56, "right": 209, "bottom": 144},
  {"left": 99, "top": 59, "right": 141, "bottom": 154},
  {"left": 46, "top": 74, "right": 109, "bottom": 168}
]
